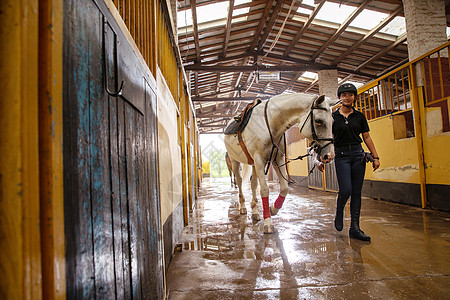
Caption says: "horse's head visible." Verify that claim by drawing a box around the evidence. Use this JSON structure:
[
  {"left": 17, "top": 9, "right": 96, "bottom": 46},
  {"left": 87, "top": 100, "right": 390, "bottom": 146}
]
[{"left": 301, "top": 95, "right": 339, "bottom": 163}]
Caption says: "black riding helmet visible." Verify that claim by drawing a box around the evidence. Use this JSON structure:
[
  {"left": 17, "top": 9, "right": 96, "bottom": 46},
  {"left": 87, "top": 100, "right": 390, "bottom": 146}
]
[{"left": 337, "top": 83, "right": 357, "bottom": 98}]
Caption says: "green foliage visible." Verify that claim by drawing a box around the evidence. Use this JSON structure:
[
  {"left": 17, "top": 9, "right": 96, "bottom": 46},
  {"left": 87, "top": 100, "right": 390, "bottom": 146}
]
[{"left": 208, "top": 150, "right": 229, "bottom": 177}]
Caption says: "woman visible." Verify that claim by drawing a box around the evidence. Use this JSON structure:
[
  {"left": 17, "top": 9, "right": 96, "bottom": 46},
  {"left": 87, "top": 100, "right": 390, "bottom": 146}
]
[{"left": 319, "top": 83, "right": 380, "bottom": 241}]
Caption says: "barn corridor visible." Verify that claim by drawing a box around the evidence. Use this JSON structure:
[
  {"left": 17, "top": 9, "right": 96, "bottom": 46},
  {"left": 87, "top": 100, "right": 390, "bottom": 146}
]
[{"left": 166, "top": 177, "right": 450, "bottom": 299}]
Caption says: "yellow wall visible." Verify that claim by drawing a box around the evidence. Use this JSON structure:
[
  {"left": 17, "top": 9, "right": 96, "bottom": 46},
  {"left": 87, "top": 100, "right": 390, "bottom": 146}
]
[
  {"left": 287, "top": 139, "right": 309, "bottom": 177},
  {"left": 202, "top": 160, "right": 210, "bottom": 174},
  {"left": 364, "top": 103, "right": 450, "bottom": 186},
  {"left": 422, "top": 104, "right": 450, "bottom": 185},
  {"left": 363, "top": 115, "right": 421, "bottom": 183},
  {"left": 157, "top": 68, "right": 182, "bottom": 224}
]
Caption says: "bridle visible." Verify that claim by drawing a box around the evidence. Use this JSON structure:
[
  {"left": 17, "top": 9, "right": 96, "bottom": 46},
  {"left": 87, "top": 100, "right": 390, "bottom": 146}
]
[
  {"left": 263, "top": 98, "right": 334, "bottom": 176},
  {"left": 298, "top": 101, "right": 334, "bottom": 157}
]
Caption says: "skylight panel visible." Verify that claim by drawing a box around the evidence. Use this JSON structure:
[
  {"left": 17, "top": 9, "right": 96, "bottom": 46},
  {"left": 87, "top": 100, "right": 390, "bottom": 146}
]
[
  {"left": 379, "top": 16, "right": 406, "bottom": 36},
  {"left": 178, "top": 9, "right": 192, "bottom": 28},
  {"left": 302, "top": 0, "right": 315, "bottom": 6},
  {"left": 297, "top": 7, "right": 311, "bottom": 15},
  {"left": 177, "top": 3, "right": 228, "bottom": 29},
  {"left": 315, "top": 2, "right": 354, "bottom": 24},
  {"left": 197, "top": 2, "right": 228, "bottom": 24},
  {"left": 178, "top": 1, "right": 249, "bottom": 31},
  {"left": 233, "top": 0, "right": 251, "bottom": 16},
  {"left": 350, "top": 10, "right": 387, "bottom": 30},
  {"left": 299, "top": 72, "right": 318, "bottom": 82}
]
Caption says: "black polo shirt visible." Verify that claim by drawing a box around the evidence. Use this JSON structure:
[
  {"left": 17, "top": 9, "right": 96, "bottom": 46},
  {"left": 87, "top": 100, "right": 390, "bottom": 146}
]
[{"left": 332, "top": 108, "right": 369, "bottom": 148}]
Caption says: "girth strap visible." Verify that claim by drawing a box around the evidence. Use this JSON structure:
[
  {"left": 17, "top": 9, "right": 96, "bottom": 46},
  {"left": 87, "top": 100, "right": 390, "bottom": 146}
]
[{"left": 238, "top": 132, "right": 254, "bottom": 165}]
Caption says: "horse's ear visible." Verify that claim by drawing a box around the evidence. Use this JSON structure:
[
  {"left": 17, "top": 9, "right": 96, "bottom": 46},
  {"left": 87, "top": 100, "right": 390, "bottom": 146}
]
[{"left": 315, "top": 95, "right": 326, "bottom": 106}]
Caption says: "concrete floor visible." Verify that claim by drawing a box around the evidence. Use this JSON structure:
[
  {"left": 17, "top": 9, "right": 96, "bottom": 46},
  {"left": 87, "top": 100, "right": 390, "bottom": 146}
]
[{"left": 166, "top": 177, "right": 450, "bottom": 299}]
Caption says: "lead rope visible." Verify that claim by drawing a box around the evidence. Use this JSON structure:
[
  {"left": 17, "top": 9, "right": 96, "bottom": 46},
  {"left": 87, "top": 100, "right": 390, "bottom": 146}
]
[{"left": 263, "top": 100, "right": 314, "bottom": 181}]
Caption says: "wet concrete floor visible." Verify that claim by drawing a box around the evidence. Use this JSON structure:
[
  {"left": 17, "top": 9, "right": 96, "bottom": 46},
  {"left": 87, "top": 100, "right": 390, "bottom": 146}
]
[{"left": 166, "top": 177, "right": 450, "bottom": 299}]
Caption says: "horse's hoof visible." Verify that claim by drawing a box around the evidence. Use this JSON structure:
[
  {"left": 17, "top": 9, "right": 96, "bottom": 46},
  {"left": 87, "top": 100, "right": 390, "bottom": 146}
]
[
  {"left": 252, "top": 213, "right": 260, "bottom": 221},
  {"left": 240, "top": 207, "right": 247, "bottom": 215},
  {"left": 264, "top": 225, "right": 276, "bottom": 234},
  {"left": 270, "top": 205, "right": 279, "bottom": 216}
]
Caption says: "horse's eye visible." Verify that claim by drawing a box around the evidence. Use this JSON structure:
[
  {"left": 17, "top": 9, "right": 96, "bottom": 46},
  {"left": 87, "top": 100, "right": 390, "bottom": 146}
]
[{"left": 315, "top": 120, "right": 324, "bottom": 126}]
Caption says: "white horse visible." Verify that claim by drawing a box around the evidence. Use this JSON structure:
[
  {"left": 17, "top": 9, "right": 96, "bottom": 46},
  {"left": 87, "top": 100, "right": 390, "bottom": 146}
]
[{"left": 224, "top": 93, "right": 338, "bottom": 234}]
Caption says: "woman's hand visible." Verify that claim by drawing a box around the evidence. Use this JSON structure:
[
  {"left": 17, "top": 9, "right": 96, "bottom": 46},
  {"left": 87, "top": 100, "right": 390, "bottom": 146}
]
[
  {"left": 372, "top": 159, "right": 380, "bottom": 171},
  {"left": 317, "top": 163, "right": 324, "bottom": 172}
]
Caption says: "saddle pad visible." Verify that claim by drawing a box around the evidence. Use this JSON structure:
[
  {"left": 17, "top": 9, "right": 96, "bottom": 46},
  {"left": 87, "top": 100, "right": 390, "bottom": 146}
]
[{"left": 224, "top": 99, "right": 262, "bottom": 135}]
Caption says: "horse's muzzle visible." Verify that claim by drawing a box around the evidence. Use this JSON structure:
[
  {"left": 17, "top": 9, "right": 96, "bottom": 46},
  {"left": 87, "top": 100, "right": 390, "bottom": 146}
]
[{"left": 320, "top": 149, "right": 335, "bottom": 163}]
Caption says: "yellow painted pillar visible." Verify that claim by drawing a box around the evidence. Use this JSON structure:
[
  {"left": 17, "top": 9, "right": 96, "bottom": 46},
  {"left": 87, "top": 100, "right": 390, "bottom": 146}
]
[
  {"left": 180, "top": 91, "right": 189, "bottom": 225},
  {"left": 150, "top": 0, "right": 158, "bottom": 75},
  {"left": 187, "top": 116, "right": 193, "bottom": 211},
  {"left": 410, "top": 64, "right": 428, "bottom": 208},
  {"left": 0, "top": 0, "right": 42, "bottom": 298},
  {"left": 39, "top": 0, "right": 66, "bottom": 298}
]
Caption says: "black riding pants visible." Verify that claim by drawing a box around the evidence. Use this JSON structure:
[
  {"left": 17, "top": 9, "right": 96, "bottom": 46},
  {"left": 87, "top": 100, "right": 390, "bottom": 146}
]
[{"left": 334, "top": 145, "right": 366, "bottom": 204}]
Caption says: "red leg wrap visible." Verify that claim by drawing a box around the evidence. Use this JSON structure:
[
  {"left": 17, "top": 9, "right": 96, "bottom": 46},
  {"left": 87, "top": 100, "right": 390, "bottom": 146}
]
[
  {"left": 262, "top": 197, "right": 270, "bottom": 219},
  {"left": 274, "top": 195, "right": 285, "bottom": 209}
]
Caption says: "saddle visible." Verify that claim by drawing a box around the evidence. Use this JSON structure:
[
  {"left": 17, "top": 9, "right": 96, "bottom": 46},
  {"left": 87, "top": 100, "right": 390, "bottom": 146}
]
[
  {"left": 224, "top": 99, "right": 262, "bottom": 135},
  {"left": 224, "top": 99, "right": 262, "bottom": 165}
]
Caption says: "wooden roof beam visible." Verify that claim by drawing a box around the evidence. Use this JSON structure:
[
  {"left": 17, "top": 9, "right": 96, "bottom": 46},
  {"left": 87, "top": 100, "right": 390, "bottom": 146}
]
[
  {"left": 249, "top": 0, "right": 274, "bottom": 51},
  {"left": 256, "top": 0, "right": 284, "bottom": 51},
  {"left": 186, "top": 65, "right": 319, "bottom": 72},
  {"left": 192, "top": 96, "right": 270, "bottom": 102},
  {"left": 332, "top": 5, "right": 403, "bottom": 65},
  {"left": 190, "top": 0, "right": 202, "bottom": 62},
  {"left": 223, "top": 0, "right": 235, "bottom": 58},
  {"left": 310, "top": 0, "right": 371, "bottom": 62},
  {"left": 283, "top": 0, "right": 325, "bottom": 56},
  {"left": 355, "top": 34, "right": 407, "bottom": 72}
]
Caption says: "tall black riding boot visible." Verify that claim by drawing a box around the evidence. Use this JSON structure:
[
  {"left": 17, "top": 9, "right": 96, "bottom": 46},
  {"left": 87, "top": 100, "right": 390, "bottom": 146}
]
[
  {"left": 334, "top": 195, "right": 347, "bottom": 231},
  {"left": 349, "top": 197, "right": 371, "bottom": 241}
]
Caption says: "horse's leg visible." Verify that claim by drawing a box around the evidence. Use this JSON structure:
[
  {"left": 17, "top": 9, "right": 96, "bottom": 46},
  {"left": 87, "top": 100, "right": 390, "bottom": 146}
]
[
  {"left": 231, "top": 160, "right": 247, "bottom": 214},
  {"left": 270, "top": 161, "right": 289, "bottom": 216},
  {"left": 253, "top": 157, "right": 275, "bottom": 234},
  {"left": 250, "top": 166, "right": 260, "bottom": 221}
]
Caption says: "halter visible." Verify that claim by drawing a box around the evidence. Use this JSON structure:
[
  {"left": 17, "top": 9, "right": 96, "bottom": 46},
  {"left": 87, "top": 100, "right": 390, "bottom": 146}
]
[{"left": 298, "top": 101, "right": 334, "bottom": 157}]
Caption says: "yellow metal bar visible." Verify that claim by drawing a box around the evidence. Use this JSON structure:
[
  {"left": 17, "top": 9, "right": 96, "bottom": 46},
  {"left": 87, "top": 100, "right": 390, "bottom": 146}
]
[
  {"left": 425, "top": 96, "right": 450, "bottom": 107},
  {"left": 394, "top": 72, "right": 400, "bottom": 111},
  {"left": 448, "top": 47, "right": 450, "bottom": 77},
  {"left": 420, "top": 60, "right": 428, "bottom": 104},
  {"left": 407, "top": 67, "right": 413, "bottom": 109},
  {"left": 437, "top": 52, "right": 444, "bottom": 99},
  {"left": 383, "top": 81, "right": 389, "bottom": 115},
  {"left": 0, "top": 0, "right": 42, "bottom": 298},
  {"left": 372, "top": 89, "right": 378, "bottom": 118},
  {"left": 388, "top": 77, "right": 394, "bottom": 112},
  {"left": 410, "top": 64, "right": 428, "bottom": 208},
  {"left": 39, "top": 0, "right": 66, "bottom": 298},
  {"left": 376, "top": 85, "right": 382, "bottom": 117},
  {"left": 401, "top": 69, "right": 406, "bottom": 109},
  {"left": 427, "top": 57, "right": 434, "bottom": 101}
]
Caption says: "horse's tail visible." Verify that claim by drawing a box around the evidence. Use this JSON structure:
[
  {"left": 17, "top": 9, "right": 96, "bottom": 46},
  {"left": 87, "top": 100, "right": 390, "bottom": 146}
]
[{"left": 241, "top": 164, "right": 252, "bottom": 183}]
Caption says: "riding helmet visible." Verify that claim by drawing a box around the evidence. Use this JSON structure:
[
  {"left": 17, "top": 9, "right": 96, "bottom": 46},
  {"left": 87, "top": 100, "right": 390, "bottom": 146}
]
[{"left": 337, "top": 83, "right": 357, "bottom": 98}]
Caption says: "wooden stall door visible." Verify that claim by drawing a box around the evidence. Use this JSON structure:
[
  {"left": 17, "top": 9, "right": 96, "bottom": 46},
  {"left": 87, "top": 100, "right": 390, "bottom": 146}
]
[{"left": 63, "top": 0, "right": 164, "bottom": 299}]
